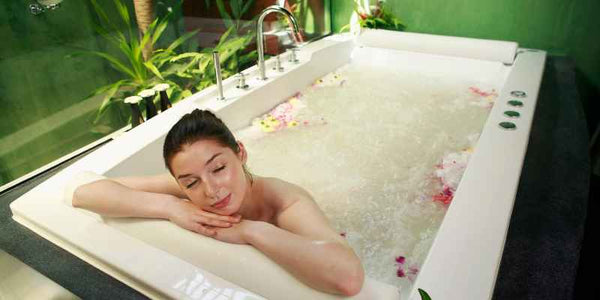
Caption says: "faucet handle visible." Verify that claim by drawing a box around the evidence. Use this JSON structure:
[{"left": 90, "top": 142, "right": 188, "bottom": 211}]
[
  {"left": 289, "top": 47, "right": 300, "bottom": 64},
  {"left": 236, "top": 72, "right": 249, "bottom": 89},
  {"left": 273, "top": 55, "right": 284, "bottom": 72}
]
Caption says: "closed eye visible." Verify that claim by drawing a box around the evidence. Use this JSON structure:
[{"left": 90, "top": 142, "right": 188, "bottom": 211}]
[
  {"left": 186, "top": 180, "right": 198, "bottom": 189},
  {"left": 213, "top": 166, "right": 225, "bottom": 173}
]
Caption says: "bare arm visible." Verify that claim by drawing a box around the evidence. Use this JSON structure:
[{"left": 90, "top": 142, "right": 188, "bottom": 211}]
[
  {"left": 72, "top": 174, "right": 239, "bottom": 235},
  {"left": 72, "top": 177, "right": 178, "bottom": 219},
  {"left": 214, "top": 185, "right": 364, "bottom": 296},
  {"left": 247, "top": 198, "right": 364, "bottom": 296}
]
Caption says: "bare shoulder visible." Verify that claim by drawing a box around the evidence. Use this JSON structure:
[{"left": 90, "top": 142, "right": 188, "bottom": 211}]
[
  {"left": 260, "top": 177, "right": 313, "bottom": 211},
  {"left": 261, "top": 177, "right": 345, "bottom": 243}
]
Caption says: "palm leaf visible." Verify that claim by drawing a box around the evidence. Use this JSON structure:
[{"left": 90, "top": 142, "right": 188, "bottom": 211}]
[
  {"left": 94, "top": 79, "right": 131, "bottom": 122},
  {"left": 82, "top": 50, "right": 136, "bottom": 78},
  {"left": 152, "top": 18, "right": 170, "bottom": 45},
  {"left": 91, "top": 23, "right": 122, "bottom": 48},
  {"left": 241, "top": 0, "right": 254, "bottom": 16},
  {"left": 217, "top": 26, "right": 235, "bottom": 47},
  {"left": 170, "top": 52, "right": 202, "bottom": 61},
  {"left": 164, "top": 30, "right": 199, "bottom": 54},
  {"left": 216, "top": 0, "right": 235, "bottom": 29},
  {"left": 114, "top": 0, "right": 131, "bottom": 28},
  {"left": 144, "top": 61, "right": 164, "bottom": 79}
]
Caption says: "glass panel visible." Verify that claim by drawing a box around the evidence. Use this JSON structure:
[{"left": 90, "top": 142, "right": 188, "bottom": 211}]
[{"left": 0, "top": 0, "right": 330, "bottom": 186}]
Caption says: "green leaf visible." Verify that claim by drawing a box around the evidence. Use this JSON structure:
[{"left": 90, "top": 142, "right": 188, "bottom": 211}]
[
  {"left": 152, "top": 18, "right": 169, "bottom": 45},
  {"left": 139, "top": 18, "right": 157, "bottom": 54},
  {"left": 418, "top": 289, "right": 432, "bottom": 300},
  {"left": 230, "top": 0, "right": 241, "bottom": 20},
  {"left": 91, "top": 23, "right": 121, "bottom": 47},
  {"left": 164, "top": 30, "right": 199, "bottom": 54},
  {"left": 216, "top": 0, "right": 235, "bottom": 29},
  {"left": 90, "top": 0, "right": 116, "bottom": 32},
  {"left": 114, "top": 0, "right": 130, "bottom": 27},
  {"left": 170, "top": 52, "right": 202, "bottom": 62},
  {"left": 217, "top": 26, "right": 235, "bottom": 47},
  {"left": 84, "top": 50, "right": 136, "bottom": 78},
  {"left": 113, "top": 0, "right": 134, "bottom": 42},
  {"left": 181, "top": 89, "right": 192, "bottom": 98},
  {"left": 241, "top": 0, "right": 254, "bottom": 16},
  {"left": 339, "top": 23, "right": 351, "bottom": 33},
  {"left": 144, "top": 61, "right": 164, "bottom": 79},
  {"left": 94, "top": 80, "right": 130, "bottom": 123}
]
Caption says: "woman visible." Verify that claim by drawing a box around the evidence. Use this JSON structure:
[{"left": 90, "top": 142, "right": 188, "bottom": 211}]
[{"left": 73, "top": 109, "right": 364, "bottom": 296}]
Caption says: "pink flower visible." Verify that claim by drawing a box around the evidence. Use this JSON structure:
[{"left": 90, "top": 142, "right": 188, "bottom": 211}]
[
  {"left": 442, "top": 186, "right": 454, "bottom": 196},
  {"left": 407, "top": 265, "right": 419, "bottom": 282},
  {"left": 433, "top": 193, "right": 453, "bottom": 205},
  {"left": 408, "top": 266, "right": 419, "bottom": 274},
  {"left": 395, "top": 256, "right": 405, "bottom": 264},
  {"left": 397, "top": 268, "right": 405, "bottom": 277}
]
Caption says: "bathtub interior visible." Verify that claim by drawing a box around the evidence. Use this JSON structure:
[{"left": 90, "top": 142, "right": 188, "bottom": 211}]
[
  {"left": 9, "top": 30, "right": 546, "bottom": 300},
  {"left": 100, "top": 40, "right": 514, "bottom": 295}
]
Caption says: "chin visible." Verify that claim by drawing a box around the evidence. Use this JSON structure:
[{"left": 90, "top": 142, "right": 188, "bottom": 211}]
[{"left": 210, "top": 197, "right": 241, "bottom": 216}]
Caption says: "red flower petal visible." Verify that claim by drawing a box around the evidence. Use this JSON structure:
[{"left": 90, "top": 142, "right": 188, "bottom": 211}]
[{"left": 397, "top": 268, "right": 406, "bottom": 277}]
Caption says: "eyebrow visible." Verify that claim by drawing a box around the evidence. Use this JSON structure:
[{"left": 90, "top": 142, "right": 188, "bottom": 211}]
[{"left": 176, "top": 152, "right": 222, "bottom": 179}]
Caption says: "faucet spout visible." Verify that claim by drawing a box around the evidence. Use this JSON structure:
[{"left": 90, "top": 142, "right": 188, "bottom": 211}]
[{"left": 256, "top": 5, "right": 301, "bottom": 80}]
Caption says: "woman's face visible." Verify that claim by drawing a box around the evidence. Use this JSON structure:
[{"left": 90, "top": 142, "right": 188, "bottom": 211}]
[{"left": 170, "top": 139, "right": 248, "bottom": 216}]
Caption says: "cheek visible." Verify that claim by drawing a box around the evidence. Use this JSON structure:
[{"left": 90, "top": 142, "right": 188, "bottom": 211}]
[
  {"left": 229, "top": 164, "right": 247, "bottom": 192},
  {"left": 185, "top": 190, "right": 209, "bottom": 208}
]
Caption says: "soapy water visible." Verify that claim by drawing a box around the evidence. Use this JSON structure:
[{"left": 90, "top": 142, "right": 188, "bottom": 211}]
[{"left": 235, "top": 62, "right": 498, "bottom": 291}]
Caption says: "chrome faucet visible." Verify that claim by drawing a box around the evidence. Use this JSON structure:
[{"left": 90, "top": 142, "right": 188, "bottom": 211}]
[{"left": 256, "top": 5, "right": 301, "bottom": 80}]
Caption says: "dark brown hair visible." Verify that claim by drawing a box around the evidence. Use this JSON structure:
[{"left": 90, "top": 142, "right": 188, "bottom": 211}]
[{"left": 163, "top": 109, "right": 251, "bottom": 183}]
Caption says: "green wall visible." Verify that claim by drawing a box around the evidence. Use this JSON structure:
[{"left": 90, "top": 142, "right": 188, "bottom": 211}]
[
  {"left": 332, "top": 0, "right": 600, "bottom": 117},
  {"left": 0, "top": 0, "right": 135, "bottom": 184}
]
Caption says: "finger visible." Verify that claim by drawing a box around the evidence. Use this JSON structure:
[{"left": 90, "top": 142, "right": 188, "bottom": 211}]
[
  {"left": 194, "top": 224, "right": 216, "bottom": 236},
  {"left": 203, "top": 217, "right": 232, "bottom": 228},
  {"left": 199, "top": 211, "right": 240, "bottom": 223},
  {"left": 193, "top": 215, "right": 231, "bottom": 228}
]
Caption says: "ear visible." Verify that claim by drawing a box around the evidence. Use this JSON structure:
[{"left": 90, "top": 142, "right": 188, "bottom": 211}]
[{"left": 236, "top": 141, "right": 248, "bottom": 164}]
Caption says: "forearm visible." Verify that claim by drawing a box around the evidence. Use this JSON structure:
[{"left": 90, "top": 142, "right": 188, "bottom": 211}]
[
  {"left": 245, "top": 222, "right": 364, "bottom": 296},
  {"left": 72, "top": 179, "right": 177, "bottom": 219}
]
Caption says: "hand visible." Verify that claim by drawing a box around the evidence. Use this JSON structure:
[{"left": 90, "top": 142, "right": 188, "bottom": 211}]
[
  {"left": 166, "top": 198, "right": 241, "bottom": 237},
  {"left": 213, "top": 220, "right": 264, "bottom": 245}
]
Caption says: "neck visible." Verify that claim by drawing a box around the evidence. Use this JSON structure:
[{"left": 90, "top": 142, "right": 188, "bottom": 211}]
[{"left": 238, "top": 175, "right": 264, "bottom": 221}]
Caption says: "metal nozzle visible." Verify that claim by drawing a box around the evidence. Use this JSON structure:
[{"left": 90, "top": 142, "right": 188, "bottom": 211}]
[
  {"left": 236, "top": 73, "right": 249, "bottom": 89},
  {"left": 273, "top": 55, "right": 284, "bottom": 72},
  {"left": 213, "top": 51, "right": 225, "bottom": 100}
]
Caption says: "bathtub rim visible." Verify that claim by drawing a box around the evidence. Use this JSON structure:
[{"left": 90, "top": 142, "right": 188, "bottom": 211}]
[{"left": 9, "top": 30, "right": 547, "bottom": 300}]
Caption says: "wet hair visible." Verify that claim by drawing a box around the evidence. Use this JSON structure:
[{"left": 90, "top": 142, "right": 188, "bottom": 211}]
[{"left": 163, "top": 109, "right": 252, "bottom": 183}]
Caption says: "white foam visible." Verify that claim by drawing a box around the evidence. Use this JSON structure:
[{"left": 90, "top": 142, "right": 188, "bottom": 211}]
[{"left": 236, "top": 62, "right": 497, "bottom": 290}]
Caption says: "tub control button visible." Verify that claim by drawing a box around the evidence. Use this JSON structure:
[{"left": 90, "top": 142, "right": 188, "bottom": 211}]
[
  {"left": 504, "top": 110, "right": 520, "bottom": 118},
  {"left": 499, "top": 122, "right": 517, "bottom": 130},
  {"left": 508, "top": 100, "right": 524, "bottom": 107},
  {"left": 510, "top": 90, "right": 527, "bottom": 98}
]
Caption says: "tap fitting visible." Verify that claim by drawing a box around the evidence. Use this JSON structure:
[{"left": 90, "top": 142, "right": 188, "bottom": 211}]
[
  {"left": 273, "top": 55, "right": 284, "bottom": 72},
  {"left": 289, "top": 47, "right": 300, "bottom": 64},
  {"left": 236, "top": 73, "right": 249, "bottom": 89}
]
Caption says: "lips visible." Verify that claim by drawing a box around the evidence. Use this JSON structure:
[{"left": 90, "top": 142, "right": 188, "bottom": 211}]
[{"left": 211, "top": 193, "right": 231, "bottom": 209}]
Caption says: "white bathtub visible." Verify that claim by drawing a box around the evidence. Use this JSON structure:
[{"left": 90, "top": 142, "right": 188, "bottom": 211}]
[{"left": 10, "top": 29, "right": 545, "bottom": 300}]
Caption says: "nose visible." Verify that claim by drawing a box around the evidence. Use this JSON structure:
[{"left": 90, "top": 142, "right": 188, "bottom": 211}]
[{"left": 204, "top": 180, "right": 217, "bottom": 199}]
